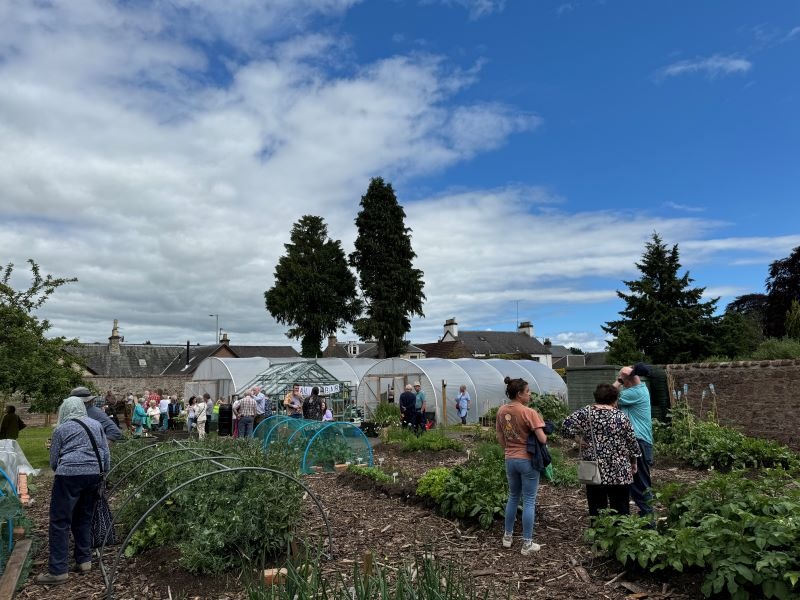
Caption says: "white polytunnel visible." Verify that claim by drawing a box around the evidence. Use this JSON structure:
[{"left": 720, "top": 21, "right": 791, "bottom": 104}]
[
  {"left": 184, "top": 357, "right": 271, "bottom": 400},
  {"left": 356, "top": 358, "right": 567, "bottom": 425}
]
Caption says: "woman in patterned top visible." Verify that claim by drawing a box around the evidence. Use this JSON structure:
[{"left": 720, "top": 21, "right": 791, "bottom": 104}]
[{"left": 562, "top": 383, "right": 641, "bottom": 517}]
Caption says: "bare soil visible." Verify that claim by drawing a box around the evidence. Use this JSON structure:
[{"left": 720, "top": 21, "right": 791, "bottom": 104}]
[{"left": 16, "top": 434, "right": 709, "bottom": 600}]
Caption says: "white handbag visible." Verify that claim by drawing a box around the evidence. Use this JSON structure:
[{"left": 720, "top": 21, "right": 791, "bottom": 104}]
[{"left": 577, "top": 407, "right": 602, "bottom": 485}]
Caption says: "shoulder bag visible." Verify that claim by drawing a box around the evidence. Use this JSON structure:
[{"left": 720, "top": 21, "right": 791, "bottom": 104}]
[
  {"left": 71, "top": 419, "right": 118, "bottom": 548},
  {"left": 576, "top": 408, "right": 602, "bottom": 485}
]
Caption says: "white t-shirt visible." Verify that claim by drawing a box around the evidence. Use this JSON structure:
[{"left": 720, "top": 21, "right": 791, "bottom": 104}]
[{"left": 159, "top": 399, "right": 170, "bottom": 412}]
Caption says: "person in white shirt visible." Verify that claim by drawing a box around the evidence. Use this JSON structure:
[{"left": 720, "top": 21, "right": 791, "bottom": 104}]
[
  {"left": 194, "top": 397, "right": 208, "bottom": 439},
  {"left": 159, "top": 396, "right": 170, "bottom": 431}
]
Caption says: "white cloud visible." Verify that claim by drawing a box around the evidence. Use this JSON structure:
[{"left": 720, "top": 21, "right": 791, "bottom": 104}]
[
  {"left": 655, "top": 54, "right": 752, "bottom": 81},
  {"left": 663, "top": 201, "right": 705, "bottom": 213},
  {"left": 425, "top": 0, "right": 506, "bottom": 20}
]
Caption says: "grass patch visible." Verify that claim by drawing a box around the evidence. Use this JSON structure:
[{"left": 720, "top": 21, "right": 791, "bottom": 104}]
[{"left": 17, "top": 426, "right": 53, "bottom": 470}]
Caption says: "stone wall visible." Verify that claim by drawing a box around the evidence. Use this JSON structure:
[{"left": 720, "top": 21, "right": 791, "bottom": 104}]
[
  {"left": 665, "top": 359, "right": 800, "bottom": 450},
  {"left": 86, "top": 375, "right": 192, "bottom": 398}
]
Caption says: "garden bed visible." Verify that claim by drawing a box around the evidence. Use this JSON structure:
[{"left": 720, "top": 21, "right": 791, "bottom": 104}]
[{"left": 17, "top": 430, "right": 710, "bottom": 600}]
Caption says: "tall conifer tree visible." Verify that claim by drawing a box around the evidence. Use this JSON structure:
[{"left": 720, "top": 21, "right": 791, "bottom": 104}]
[
  {"left": 349, "top": 177, "right": 425, "bottom": 358},
  {"left": 265, "top": 215, "right": 361, "bottom": 357},
  {"left": 603, "top": 233, "right": 718, "bottom": 364}
]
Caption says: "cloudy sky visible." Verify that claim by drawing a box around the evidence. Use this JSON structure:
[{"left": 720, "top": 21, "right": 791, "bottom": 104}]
[{"left": 1, "top": 0, "right": 799, "bottom": 352}]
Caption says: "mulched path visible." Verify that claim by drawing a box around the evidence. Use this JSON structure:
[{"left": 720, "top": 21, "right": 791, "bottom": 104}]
[{"left": 15, "top": 433, "right": 708, "bottom": 599}]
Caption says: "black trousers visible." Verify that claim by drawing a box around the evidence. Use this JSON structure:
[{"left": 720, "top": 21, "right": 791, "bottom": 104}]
[
  {"left": 586, "top": 484, "right": 630, "bottom": 517},
  {"left": 49, "top": 474, "right": 100, "bottom": 575}
]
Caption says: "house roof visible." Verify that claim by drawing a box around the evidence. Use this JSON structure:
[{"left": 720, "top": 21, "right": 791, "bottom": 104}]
[
  {"left": 584, "top": 351, "right": 609, "bottom": 366},
  {"left": 229, "top": 345, "right": 300, "bottom": 359},
  {"left": 547, "top": 345, "right": 571, "bottom": 358},
  {"left": 68, "top": 344, "right": 188, "bottom": 378},
  {"left": 415, "top": 340, "right": 472, "bottom": 359},
  {"left": 453, "top": 330, "right": 551, "bottom": 356}
]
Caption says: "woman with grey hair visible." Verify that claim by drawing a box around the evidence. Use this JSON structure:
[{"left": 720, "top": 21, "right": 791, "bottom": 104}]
[{"left": 35, "top": 396, "right": 109, "bottom": 585}]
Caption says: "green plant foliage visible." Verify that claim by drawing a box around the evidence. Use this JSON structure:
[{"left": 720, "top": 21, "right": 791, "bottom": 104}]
[
  {"left": 439, "top": 445, "right": 507, "bottom": 528},
  {"left": 587, "top": 469, "right": 800, "bottom": 600},
  {"left": 481, "top": 406, "right": 499, "bottom": 424},
  {"left": 111, "top": 438, "right": 304, "bottom": 574},
  {"left": 308, "top": 435, "right": 357, "bottom": 469},
  {"left": 527, "top": 392, "right": 568, "bottom": 427},
  {"left": 658, "top": 408, "right": 799, "bottom": 471},
  {"left": 750, "top": 337, "right": 800, "bottom": 360},
  {"left": 0, "top": 260, "right": 87, "bottom": 414},
  {"left": 416, "top": 467, "right": 452, "bottom": 503},
  {"left": 347, "top": 465, "right": 393, "bottom": 483},
  {"left": 785, "top": 299, "right": 800, "bottom": 340},
  {"left": 248, "top": 553, "right": 489, "bottom": 600},
  {"left": 547, "top": 447, "right": 579, "bottom": 487},
  {"left": 385, "top": 427, "right": 464, "bottom": 452},
  {"left": 372, "top": 402, "right": 401, "bottom": 427}
]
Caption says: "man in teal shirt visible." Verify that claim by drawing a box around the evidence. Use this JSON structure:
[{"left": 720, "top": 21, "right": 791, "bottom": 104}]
[
  {"left": 614, "top": 364, "right": 654, "bottom": 517},
  {"left": 413, "top": 381, "right": 426, "bottom": 433}
]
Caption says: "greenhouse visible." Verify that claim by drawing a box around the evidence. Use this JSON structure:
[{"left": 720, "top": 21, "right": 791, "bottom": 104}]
[
  {"left": 254, "top": 415, "right": 373, "bottom": 474},
  {"left": 184, "top": 356, "right": 272, "bottom": 400},
  {"left": 356, "top": 358, "right": 567, "bottom": 425}
]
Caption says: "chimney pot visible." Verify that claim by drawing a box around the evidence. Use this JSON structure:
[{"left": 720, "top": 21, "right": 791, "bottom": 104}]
[
  {"left": 443, "top": 317, "right": 458, "bottom": 339},
  {"left": 109, "top": 319, "right": 121, "bottom": 354},
  {"left": 517, "top": 321, "right": 534, "bottom": 338}
]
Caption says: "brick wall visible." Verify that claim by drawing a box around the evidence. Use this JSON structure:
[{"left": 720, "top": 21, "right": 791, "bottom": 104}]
[{"left": 665, "top": 359, "right": 800, "bottom": 450}]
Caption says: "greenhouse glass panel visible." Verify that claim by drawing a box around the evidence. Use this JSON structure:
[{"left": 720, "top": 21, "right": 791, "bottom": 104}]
[{"left": 512, "top": 360, "right": 568, "bottom": 401}]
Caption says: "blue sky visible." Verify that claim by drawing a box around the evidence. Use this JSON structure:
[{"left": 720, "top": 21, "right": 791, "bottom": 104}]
[{"left": 0, "top": 0, "right": 798, "bottom": 351}]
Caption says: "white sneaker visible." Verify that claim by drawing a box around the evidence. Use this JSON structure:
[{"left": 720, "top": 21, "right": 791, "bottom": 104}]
[
  {"left": 502, "top": 533, "right": 513, "bottom": 548},
  {"left": 521, "top": 540, "right": 541, "bottom": 555}
]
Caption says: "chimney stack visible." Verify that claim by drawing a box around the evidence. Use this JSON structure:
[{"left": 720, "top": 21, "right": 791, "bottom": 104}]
[
  {"left": 327, "top": 334, "right": 337, "bottom": 351},
  {"left": 109, "top": 319, "right": 121, "bottom": 354},
  {"left": 443, "top": 318, "right": 458, "bottom": 339},
  {"left": 517, "top": 321, "right": 534, "bottom": 337},
  {"left": 220, "top": 332, "right": 230, "bottom": 344}
]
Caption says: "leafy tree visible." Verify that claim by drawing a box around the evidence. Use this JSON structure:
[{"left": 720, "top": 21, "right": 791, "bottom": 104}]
[
  {"left": 725, "top": 292, "right": 767, "bottom": 334},
  {"left": 605, "top": 326, "right": 645, "bottom": 365},
  {"left": 0, "top": 260, "right": 87, "bottom": 416},
  {"left": 765, "top": 246, "right": 800, "bottom": 338},
  {"left": 710, "top": 311, "right": 763, "bottom": 359},
  {"left": 349, "top": 177, "right": 425, "bottom": 358},
  {"left": 567, "top": 346, "right": 585, "bottom": 355},
  {"left": 603, "top": 233, "right": 719, "bottom": 364},
  {"left": 265, "top": 215, "right": 361, "bottom": 357},
  {"left": 786, "top": 299, "right": 800, "bottom": 340}
]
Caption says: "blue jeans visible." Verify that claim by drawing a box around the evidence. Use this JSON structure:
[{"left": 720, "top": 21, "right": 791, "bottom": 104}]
[
  {"left": 630, "top": 439, "right": 654, "bottom": 516},
  {"left": 239, "top": 416, "right": 254, "bottom": 437},
  {"left": 160, "top": 411, "right": 168, "bottom": 431},
  {"left": 504, "top": 458, "right": 540, "bottom": 541},
  {"left": 49, "top": 474, "right": 101, "bottom": 575}
]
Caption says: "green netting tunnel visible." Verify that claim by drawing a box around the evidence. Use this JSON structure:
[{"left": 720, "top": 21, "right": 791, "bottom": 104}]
[{"left": 296, "top": 421, "right": 373, "bottom": 474}]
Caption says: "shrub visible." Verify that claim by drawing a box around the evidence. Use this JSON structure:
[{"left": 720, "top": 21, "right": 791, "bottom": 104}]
[
  {"left": 416, "top": 467, "right": 452, "bottom": 503},
  {"left": 528, "top": 392, "right": 568, "bottom": 427},
  {"left": 751, "top": 337, "right": 800, "bottom": 360},
  {"left": 372, "top": 402, "right": 401, "bottom": 427},
  {"left": 439, "top": 446, "right": 507, "bottom": 528},
  {"left": 587, "top": 469, "right": 800, "bottom": 600}
]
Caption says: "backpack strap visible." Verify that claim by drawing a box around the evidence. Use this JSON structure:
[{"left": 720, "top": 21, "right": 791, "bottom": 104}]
[{"left": 71, "top": 418, "right": 105, "bottom": 475}]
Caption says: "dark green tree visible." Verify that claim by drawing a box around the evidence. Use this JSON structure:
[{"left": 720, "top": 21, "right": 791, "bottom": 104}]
[
  {"left": 567, "top": 346, "right": 585, "bottom": 355},
  {"left": 265, "top": 215, "right": 361, "bottom": 357},
  {"left": 710, "top": 311, "right": 763, "bottom": 359},
  {"left": 605, "top": 326, "right": 645, "bottom": 365},
  {"left": 349, "top": 177, "right": 425, "bottom": 358},
  {"left": 603, "top": 233, "right": 719, "bottom": 364},
  {"left": 786, "top": 299, "right": 800, "bottom": 340},
  {"left": 0, "top": 260, "right": 87, "bottom": 416},
  {"left": 764, "top": 246, "right": 800, "bottom": 338}
]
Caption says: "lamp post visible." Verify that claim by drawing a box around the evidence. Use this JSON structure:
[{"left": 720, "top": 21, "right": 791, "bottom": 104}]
[{"left": 209, "top": 314, "right": 219, "bottom": 344}]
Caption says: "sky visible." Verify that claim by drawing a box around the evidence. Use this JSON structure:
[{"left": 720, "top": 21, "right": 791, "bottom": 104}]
[{"left": 1, "top": 0, "right": 799, "bottom": 353}]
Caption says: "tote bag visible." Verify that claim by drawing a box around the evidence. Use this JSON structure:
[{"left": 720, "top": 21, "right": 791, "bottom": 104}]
[{"left": 576, "top": 408, "right": 602, "bottom": 485}]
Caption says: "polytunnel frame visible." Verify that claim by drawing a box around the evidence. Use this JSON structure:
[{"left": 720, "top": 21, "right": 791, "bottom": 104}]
[
  {"left": 103, "top": 466, "right": 335, "bottom": 600},
  {"left": 0, "top": 466, "right": 18, "bottom": 555},
  {"left": 300, "top": 422, "right": 374, "bottom": 473},
  {"left": 108, "top": 446, "right": 225, "bottom": 495},
  {"left": 253, "top": 414, "right": 291, "bottom": 444}
]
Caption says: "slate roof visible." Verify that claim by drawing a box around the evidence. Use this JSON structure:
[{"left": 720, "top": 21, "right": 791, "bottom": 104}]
[
  {"left": 68, "top": 344, "right": 188, "bottom": 377},
  {"left": 454, "top": 330, "right": 551, "bottom": 356},
  {"left": 160, "top": 344, "right": 228, "bottom": 376},
  {"left": 415, "top": 341, "right": 472, "bottom": 359},
  {"left": 323, "top": 342, "right": 379, "bottom": 358},
  {"left": 547, "top": 345, "right": 571, "bottom": 359},
  {"left": 229, "top": 345, "right": 300, "bottom": 359},
  {"left": 584, "top": 351, "right": 609, "bottom": 366}
]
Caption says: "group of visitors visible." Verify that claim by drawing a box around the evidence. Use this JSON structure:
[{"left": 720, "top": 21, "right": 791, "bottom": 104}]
[
  {"left": 496, "top": 364, "right": 653, "bottom": 555},
  {"left": 399, "top": 381, "right": 427, "bottom": 432},
  {"left": 282, "top": 385, "right": 334, "bottom": 422}
]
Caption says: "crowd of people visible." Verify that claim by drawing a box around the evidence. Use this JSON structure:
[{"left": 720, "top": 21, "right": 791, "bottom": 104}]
[{"left": 496, "top": 363, "right": 653, "bottom": 555}]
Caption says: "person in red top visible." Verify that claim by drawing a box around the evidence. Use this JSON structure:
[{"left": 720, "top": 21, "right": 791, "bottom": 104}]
[{"left": 496, "top": 376, "right": 547, "bottom": 555}]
